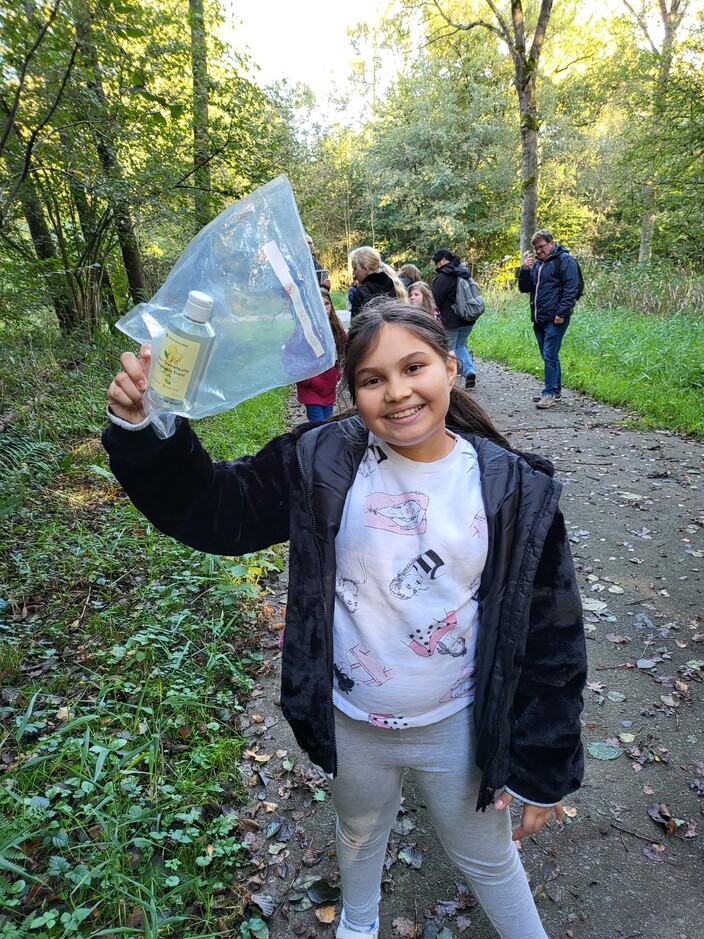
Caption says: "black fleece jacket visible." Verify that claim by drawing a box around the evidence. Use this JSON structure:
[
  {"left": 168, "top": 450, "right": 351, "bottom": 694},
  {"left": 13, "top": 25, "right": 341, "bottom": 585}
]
[
  {"left": 431, "top": 262, "right": 473, "bottom": 330},
  {"left": 350, "top": 270, "right": 397, "bottom": 317},
  {"left": 103, "top": 416, "right": 586, "bottom": 811}
]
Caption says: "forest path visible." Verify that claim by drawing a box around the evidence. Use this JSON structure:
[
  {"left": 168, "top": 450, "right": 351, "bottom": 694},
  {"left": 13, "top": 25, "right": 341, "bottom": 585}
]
[{"left": 236, "top": 359, "right": 704, "bottom": 939}]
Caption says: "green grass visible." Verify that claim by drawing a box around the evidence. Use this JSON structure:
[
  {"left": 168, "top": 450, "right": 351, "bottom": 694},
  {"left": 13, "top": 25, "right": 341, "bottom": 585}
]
[
  {"left": 0, "top": 321, "right": 287, "bottom": 937},
  {"left": 478, "top": 291, "right": 704, "bottom": 437}
]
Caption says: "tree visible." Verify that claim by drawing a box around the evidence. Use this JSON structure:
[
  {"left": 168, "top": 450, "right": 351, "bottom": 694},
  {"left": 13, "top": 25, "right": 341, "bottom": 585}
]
[
  {"left": 189, "top": 0, "right": 211, "bottom": 232},
  {"left": 427, "top": 0, "right": 555, "bottom": 254},
  {"left": 619, "top": 0, "right": 690, "bottom": 263}
]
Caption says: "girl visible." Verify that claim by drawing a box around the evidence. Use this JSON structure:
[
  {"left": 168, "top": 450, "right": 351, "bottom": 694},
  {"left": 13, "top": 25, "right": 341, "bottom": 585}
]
[
  {"left": 104, "top": 302, "right": 586, "bottom": 939},
  {"left": 349, "top": 246, "right": 408, "bottom": 317},
  {"left": 408, "top": 280, "right": 443, "bottom": 325},
  {"left": 296, "top": 287, "right": 347, "bottom": 421}
]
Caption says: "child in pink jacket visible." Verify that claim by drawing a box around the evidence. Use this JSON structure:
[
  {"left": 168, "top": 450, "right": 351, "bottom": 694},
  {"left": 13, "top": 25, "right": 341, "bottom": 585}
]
[{"left": 297, "top": 288, "right": 347, "bottom": 421}]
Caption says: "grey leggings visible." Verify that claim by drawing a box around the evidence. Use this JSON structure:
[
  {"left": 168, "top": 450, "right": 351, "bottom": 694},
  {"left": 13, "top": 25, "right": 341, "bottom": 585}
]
[{"left": 329, "top": 708, "right": 548, "bottom": 939}]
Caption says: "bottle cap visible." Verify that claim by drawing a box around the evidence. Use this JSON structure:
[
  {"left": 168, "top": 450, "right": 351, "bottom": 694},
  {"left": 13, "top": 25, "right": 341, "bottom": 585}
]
[{"left": 184, "top": 290, "right": 214, "bottom": 323}]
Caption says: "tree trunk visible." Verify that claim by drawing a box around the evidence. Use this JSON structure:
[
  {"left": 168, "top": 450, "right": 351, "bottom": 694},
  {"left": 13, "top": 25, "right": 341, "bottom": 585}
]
[
  {"left": 74, "top": 5, "right": 149, "bottom": 304},
  {"left": 189, "top": 0, "right": 211, "bottom": 234},
  {"left": 517, "top": 84, "right": 539, "bottom": 257},
  {"left": 20, "top": 174, "right": 78, "bottom": 330}
]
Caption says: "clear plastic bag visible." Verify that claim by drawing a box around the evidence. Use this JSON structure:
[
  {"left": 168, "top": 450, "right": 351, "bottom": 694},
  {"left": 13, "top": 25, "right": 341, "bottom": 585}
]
[{"left": 116, "top": 175, "right": 336, "bottom": 437}]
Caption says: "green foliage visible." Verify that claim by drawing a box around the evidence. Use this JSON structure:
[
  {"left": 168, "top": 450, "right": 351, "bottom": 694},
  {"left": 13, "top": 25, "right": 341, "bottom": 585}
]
[{"left": 0, "top": 322, "right": 288, "bottom": 933}]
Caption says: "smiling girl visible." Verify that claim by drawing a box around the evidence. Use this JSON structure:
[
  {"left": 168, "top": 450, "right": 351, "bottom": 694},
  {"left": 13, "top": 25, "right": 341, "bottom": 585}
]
[{"left": 104, "top": 301, "right": 586, "bottom": 939}]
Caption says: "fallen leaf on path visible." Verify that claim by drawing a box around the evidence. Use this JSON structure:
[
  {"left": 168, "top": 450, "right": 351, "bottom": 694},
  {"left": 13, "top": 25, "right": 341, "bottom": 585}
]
[
  {"left": 683, "top": 820, "right": 698, "bottom": 838},
  {"left": 398, "top": 846, "right": 424, "bottom": 869},
  {"left": 647, "top": 803, "right": 682, "bottom": 835},
  {"left": 315, "top": 904, "right": 337, "bottom": 924},
  {"left": 588, "top": 742, "right": 622, "bottom": 761},
  {"left": 392, "top": 917, "right": 418, "bottom": 937},
  {"left": 643, "top": 843, "right": 666, "bottom": 862},
  {"left": 606, "top": 635, "right": 630, "bottom": 645}
]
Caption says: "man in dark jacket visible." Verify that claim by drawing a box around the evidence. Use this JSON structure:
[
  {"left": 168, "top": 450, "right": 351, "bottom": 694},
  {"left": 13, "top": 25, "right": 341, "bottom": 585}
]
[
  {"left": 305, "top": 233, "right": 331, "bottom": 290},
  {"left": 517, "top": 229, "right": 579, "bottom": 409},
  {"left": 431, "top": 248, "right": 477, "bottom": 389}
]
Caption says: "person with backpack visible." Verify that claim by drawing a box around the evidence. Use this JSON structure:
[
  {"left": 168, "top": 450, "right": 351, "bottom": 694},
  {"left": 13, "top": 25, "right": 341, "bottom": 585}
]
[
  {"left": 431, "top": 248, "right": 478, "bottom": 389},
  {"left": 517, "top": 229, "right": 582, "bottom": 409}
]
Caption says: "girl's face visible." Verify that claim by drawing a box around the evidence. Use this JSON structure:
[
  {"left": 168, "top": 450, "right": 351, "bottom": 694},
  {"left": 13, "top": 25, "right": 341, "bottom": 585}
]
[
  {"left": 323, "top": 295, "right": 334, "bottom": 315},
  {"left": 353, "top": 323, "right": 457, "bottom": 463},
  {"left": 409, "top": 288, "right": 423, "bottom": 308}
]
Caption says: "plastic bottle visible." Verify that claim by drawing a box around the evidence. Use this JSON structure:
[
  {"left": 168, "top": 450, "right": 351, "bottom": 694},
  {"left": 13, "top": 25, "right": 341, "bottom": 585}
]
[{"left": 147, "top": 290, "right": 216, "bottom": 413}]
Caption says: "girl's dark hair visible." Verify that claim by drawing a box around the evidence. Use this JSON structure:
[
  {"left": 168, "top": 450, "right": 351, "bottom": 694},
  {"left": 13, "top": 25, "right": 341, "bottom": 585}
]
[
  {"left": 321, "top": 287, "right": 347, "bottom": 360},
  {"left": 343, "top": 299, "right": 510, "bottom": 449}
]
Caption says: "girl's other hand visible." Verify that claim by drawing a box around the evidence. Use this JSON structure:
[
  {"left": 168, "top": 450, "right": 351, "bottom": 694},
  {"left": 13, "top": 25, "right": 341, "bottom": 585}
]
[
  {"left": 493, "top": 792, "right": 564, "bottom": 841},
  {"left": 107, "top": 345, "right": 151, "bottom": 424}
]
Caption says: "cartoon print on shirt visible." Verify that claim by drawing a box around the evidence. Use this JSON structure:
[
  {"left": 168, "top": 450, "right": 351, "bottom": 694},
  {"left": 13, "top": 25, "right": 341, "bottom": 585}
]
[
  {"left": 368, "top": 712, "right": 409, "bottom": 729},
  {"left": 389, "top": 549, "right": 445, "bottom": 599},
  {"left": 334, "top": 644, "right": 395, "bottom": 695},
  {"left": 364, "top": 490, "right": 428, "bottom": 535},
  {"left": 463, "top": 449, "right": 479, "bottom": 473},
  {"left": 467, "top": 573, "right": 481, "bottom": 599},
  {"left": 469, "top": 509, "right": 488, "bottom": 540},
  {"left": 359, "top": 443, "right": 388, "bottom": 478},
  {"left": 439, "top": 665, "right": 477, "bottom": 703},
  {"left": 336, "top": 558, "right": 368, "bottom": 613},
  {"left": 406, "top": 610, "right": 466, "bottom": 657}
]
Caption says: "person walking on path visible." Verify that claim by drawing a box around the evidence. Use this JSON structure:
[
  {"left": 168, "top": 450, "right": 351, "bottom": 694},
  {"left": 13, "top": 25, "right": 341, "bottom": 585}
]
[
  {"left": 349, "top": 246, "right": 407, "bottom": 317},
  {"left": 296, "top": 287, "right": 347, "bottom": 421},
  {"left": 431, "top": 248, "right": 477, "bottom": 389},
  {"left": 517, "top": 229, "right": 580, "bottom": 409},
  {"left": 104, "top": 302, "right": 586, "bottom": 939}
]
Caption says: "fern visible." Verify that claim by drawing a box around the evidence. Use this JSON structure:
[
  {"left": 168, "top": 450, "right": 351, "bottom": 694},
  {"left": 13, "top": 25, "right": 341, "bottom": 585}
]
[{"left": 0, "top": 433, "right": 61, "bottom": 513}]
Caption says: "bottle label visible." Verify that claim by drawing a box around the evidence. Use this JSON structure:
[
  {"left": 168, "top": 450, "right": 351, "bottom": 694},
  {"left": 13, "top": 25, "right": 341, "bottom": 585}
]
[{"left": 149, "top": 330, "right": 201, "bottom": 399}]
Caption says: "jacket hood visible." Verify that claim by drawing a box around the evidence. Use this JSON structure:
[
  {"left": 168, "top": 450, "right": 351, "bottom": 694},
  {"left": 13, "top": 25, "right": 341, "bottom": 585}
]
[
  {"left": 437, "top": 262, "right": 471, "bottom": 279},
  {"left": 363, "top": 270, "right": 395, "bottom": 288}
]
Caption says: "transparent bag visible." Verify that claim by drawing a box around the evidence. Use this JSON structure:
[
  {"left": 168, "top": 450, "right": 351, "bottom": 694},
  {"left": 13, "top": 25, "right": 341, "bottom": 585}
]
[{"left": 116, "top": 175, "right": 336, "bottom": 438}]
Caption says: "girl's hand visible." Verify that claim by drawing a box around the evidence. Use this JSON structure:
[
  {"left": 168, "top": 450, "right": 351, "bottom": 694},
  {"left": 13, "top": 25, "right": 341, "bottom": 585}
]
[
  {"left": 108, "top": 345, "right": 151, "bottom": 424},
  {"left": 493, "top": 792, "right": 564, "bottom": 842}
]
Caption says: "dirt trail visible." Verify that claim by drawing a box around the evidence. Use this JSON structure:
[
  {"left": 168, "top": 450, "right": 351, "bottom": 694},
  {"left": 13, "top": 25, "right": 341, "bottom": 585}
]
[{"left": 235, "top": 362, "right": 704, "bottom": 939}]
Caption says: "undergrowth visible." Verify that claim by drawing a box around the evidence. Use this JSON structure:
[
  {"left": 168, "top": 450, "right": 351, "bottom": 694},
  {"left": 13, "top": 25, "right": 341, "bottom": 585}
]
[
  {"left": 0, "top": 321, "right": 288, "bottom": 937},
  {"left": 479, "top": 291, "right": 704, "bottom": 437}
]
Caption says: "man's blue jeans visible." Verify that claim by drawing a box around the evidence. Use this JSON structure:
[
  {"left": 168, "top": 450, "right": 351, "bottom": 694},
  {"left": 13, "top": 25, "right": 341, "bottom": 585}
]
[
  {"left": 446, "top": 325, "right": 475, "bottom": 377},
  {"left": 533, "top": 319, "right": 569, "bottom": 396}
]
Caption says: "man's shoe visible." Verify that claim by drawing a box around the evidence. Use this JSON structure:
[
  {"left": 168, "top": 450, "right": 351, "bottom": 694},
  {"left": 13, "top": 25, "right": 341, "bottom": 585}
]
[
  {"left": 536, "top": 394, "right": 557, "bottom": 409},
  {"left": 465, "top": 374, "right": 476, "bottom": 389},
  {"left": 532, "top": 391, "right": 561, "bottom": 402}
]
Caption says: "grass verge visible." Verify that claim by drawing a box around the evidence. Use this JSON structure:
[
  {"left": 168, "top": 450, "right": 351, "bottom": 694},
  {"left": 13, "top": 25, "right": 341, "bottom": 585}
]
[
  {"left": 1, "top": 324, "right": 287, "bottom": 937},
  {"left": 478, "top": 291, "right": 704, "bottom": 437}
]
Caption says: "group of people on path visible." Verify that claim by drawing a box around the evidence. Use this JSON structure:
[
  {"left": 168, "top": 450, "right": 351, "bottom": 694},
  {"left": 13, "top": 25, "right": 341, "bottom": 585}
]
[
  {"left": 307, "top": 228, "right": 580, "bottom": 416},
  {"left": 105, "top": 224, "right": 587, "bottom": 938}
]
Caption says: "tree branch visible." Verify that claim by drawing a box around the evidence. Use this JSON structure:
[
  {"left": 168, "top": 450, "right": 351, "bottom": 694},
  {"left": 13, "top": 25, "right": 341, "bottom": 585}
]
[
  {"left": 0, "top": 0, "right": 63, "bottom": 158},
  {"left": 620, "top": 0, "right": 659, "bottom": 55},
  {"left": 529, "top": 0, "right": 554, "bottom": 63},
  {"left": 429, "top": 0, "right": 506, "bottom": 44}
]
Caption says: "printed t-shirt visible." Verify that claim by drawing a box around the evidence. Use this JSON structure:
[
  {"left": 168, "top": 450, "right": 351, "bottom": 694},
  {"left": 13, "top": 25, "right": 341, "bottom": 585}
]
[{"left": 332, "top": 432, "right": 488, "bottom": 728}]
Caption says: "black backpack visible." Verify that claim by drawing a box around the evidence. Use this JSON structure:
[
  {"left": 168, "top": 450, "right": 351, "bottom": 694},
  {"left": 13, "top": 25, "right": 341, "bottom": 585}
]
[
  {"left": 553, "top": 251, "right": 584, "bottom": 301},
  {"left": 451, "top": 276, "right": 485, "bottom": 323}
]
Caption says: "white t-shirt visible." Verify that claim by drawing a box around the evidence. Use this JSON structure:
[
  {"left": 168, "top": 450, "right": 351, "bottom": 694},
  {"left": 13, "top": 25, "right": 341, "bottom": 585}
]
[{"left": 332, "top": 432, "right": 488, "bottom": 728}]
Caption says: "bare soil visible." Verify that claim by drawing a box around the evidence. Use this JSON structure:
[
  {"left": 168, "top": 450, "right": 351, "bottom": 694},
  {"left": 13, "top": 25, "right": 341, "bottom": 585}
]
[{"left": 235, "top": 361, "right": 704, "bottom": 939}]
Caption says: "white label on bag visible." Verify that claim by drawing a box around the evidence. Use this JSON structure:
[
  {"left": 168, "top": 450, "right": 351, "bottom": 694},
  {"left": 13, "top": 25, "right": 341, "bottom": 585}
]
[{"left": 265, "top": 240, "right": 324, "bottom": 357}]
